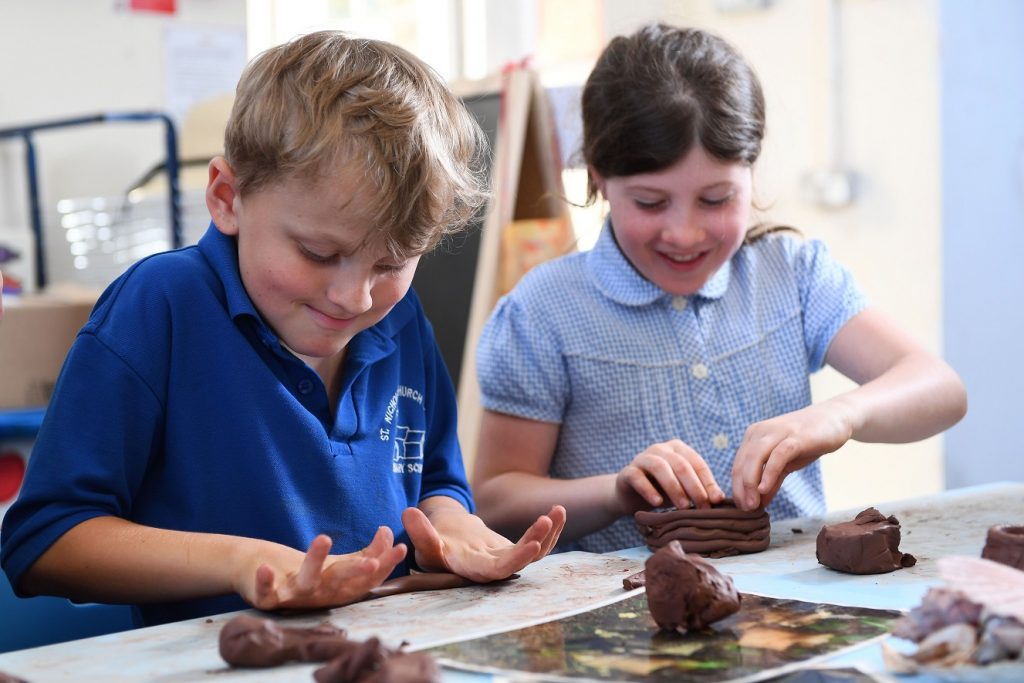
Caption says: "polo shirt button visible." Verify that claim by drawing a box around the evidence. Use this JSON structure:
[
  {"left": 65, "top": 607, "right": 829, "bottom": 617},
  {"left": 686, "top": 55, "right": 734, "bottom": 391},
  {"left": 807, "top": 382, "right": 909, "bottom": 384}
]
[
  {"left": 672, "top": 296, "right": 687, "bottom": 311},
  {"left": 297, "top": 378, "right": 314, "bottom": 394},
  {"left": 691, "top": 363, "right": 709, "bottom": 379},
  {"left": 712, "top": 433, "right": 729, "bottom": 450}
]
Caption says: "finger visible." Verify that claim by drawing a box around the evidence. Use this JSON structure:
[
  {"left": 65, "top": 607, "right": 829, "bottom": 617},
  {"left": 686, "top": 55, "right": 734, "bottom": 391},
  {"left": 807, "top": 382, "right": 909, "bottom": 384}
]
[
  {"left": 659, "top": 444, "right": 716, "bottom": 509},
  {"left": 401, "top": 507, "right": 448, "bottom": 571},
  {"left": 732, "top": 434, "right": 777, "bottom": 510},
  {"left": 484, "top": 540, "right": 544, "bottom": 581},
  {"left": 538, "top": 505, "right": 567, "bottom": 557},
  {"left": 361, "top": 525, "right": 395, "bottom": 559},
  {"left": 685, "top": 454, "right": 724, "bottom": 507},
  {"left": 252, "top": 563, "right": 277, "bottom": 609},
  {"left": 758, "top": 439, "right": 800, "bottom": 497},
  {"left": 295, "top": 534, "right": 333, "bottom": 591},
  {"left": 622, "top": 465, "right": 665, "bottom": 507}
]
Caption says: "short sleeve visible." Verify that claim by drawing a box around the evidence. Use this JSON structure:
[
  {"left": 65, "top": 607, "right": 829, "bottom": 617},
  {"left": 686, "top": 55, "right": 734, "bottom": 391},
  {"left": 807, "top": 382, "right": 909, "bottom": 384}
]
[
  {"left": 794, "top": 238, "right": 868, "bottom": 371},
  {"left": 476, "top": 294, "right": 567, "bottom": 423}
]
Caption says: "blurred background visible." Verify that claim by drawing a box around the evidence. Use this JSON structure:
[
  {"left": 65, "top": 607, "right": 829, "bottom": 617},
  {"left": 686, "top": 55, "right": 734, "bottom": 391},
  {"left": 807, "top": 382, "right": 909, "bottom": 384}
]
[{"left": 0, "top": 0, "right": 1021, "bottom": 513}]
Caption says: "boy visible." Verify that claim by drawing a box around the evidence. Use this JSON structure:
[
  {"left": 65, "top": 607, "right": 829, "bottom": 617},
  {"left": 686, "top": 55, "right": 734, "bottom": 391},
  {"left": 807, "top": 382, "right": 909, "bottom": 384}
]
[{"left": 0, "top": 31, "right": 564, "bottom": 627}]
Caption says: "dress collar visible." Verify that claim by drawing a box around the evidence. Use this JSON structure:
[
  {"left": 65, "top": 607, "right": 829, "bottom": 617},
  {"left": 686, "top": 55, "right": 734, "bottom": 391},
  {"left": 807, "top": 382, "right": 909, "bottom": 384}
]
[{"left": 585, "top": 219, "right": 732, "bottom": 307}]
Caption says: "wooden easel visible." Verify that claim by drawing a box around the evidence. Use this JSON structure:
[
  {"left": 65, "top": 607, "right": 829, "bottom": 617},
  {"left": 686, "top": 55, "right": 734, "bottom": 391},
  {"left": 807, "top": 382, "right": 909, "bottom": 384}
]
[{"left": 457, "top": 63, "right": 574, "bottom": 476}]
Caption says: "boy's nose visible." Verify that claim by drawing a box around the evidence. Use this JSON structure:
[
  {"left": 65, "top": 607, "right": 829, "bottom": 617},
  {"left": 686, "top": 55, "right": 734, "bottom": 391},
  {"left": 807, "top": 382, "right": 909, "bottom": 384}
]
[{"left": 325, "top": 269, "right": 373, "bottom": 316}]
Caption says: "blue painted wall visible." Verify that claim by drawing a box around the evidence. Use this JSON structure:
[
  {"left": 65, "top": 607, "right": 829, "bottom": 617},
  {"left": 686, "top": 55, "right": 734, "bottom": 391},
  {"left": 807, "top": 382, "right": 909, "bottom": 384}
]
[{"left": 942, "top": 0, "right": 1024, "bottom": 487}]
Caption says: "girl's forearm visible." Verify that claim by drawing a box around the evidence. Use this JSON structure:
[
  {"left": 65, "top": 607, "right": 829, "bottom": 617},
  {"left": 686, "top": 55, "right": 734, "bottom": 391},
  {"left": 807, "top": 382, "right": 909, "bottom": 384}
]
[
  {"left": 827, "top": 352, "right": 967, "bottom": 444},
  {"left": 473, "top": 471, "right": 620, "bottom": 544}
]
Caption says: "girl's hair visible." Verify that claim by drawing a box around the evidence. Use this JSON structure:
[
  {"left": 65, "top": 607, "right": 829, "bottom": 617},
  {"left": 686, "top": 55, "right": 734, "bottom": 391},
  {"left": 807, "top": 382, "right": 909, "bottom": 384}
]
[
  {"left": 225, "top": 31, "right": 489, "bottom": 259},
  {"left": 581, "top": 23, "right": 765, "bottom": 207}
]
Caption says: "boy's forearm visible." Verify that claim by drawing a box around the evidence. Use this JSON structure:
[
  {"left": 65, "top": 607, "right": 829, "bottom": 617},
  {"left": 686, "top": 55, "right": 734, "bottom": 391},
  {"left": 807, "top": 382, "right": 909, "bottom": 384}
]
[{"left": 20, "top": 516, "right": 256, "bottom": 604}]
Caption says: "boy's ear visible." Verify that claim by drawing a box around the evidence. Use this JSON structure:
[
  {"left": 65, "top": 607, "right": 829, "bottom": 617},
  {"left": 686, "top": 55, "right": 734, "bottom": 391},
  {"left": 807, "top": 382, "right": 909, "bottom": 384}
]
[{"left": 206, "top": 157, "right": 241, "bottom": 236}]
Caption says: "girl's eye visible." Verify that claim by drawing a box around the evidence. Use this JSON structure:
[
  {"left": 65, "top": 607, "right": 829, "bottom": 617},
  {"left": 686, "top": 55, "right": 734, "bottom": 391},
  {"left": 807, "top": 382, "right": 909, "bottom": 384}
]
[
  {"left": 700, "top": 193, "right": 734, "bottom": 207},
  {"left": 634, "top": 199, "right": 665, "bottom": 210},
  {"left": 299, "top": 244, "right": 334, "bottom": 263}
]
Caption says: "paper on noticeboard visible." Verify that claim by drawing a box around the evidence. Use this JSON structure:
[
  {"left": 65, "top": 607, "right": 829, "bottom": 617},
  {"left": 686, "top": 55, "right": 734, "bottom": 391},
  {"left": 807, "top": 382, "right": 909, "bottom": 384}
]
[{"left": 162, "top": 24, "right": 246, "bottom": 129}]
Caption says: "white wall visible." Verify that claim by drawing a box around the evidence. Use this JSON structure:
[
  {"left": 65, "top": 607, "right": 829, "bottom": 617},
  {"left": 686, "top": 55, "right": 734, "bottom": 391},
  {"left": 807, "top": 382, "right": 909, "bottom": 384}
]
[
  {"left": 0, "top": 0, "right": 246, "bottom": 288},
  {"left": 941, "top": 0, "right": 1024, "bottom": 490}
]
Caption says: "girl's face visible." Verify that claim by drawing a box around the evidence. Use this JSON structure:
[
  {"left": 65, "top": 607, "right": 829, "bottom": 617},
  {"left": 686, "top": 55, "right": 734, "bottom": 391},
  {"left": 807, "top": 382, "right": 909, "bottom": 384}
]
[{"left": 592, "top": 145, "right": 752, "bottom": 296}]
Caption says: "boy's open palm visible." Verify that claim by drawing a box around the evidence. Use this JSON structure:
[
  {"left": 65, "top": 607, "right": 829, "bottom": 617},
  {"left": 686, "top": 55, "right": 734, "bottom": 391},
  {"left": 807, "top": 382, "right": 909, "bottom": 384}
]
[
  {"left": 241, "top": 527, "right": 407, "bottom": 611},
  {"left": 402, "top": 503, "right": 566, "bottom": 583}
]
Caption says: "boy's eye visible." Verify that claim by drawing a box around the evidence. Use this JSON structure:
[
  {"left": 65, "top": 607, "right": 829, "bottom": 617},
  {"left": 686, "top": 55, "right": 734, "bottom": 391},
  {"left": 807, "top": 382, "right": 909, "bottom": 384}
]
[
  {"left": 299, "top": 244, "right": 334, "bottom": 263},
  {"left": 376, "top": 261, "right": 409, "bottom": 274}
]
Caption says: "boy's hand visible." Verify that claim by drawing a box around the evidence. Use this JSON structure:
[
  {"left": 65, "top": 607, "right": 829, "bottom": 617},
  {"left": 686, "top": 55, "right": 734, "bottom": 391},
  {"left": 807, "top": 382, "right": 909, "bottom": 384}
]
[
  {"left": 238, "top": 527, "right": 407, "bottom": 611},
  {"left": 614, "top": 439, "right": 725, "bottom": 514},
  {"left": 402, "top": 500, "right": 565, "bottom": 583},
  {"left": 731, "top": 403, "right": 853, "bottom": 511}
]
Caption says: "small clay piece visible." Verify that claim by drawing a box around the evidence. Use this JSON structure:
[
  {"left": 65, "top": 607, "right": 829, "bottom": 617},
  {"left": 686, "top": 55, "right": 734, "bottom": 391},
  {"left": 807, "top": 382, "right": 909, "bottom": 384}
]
[
  {"left": 313, "top": 638, "right": 441, "bottom": 683},
  {"left": 218, "top": 614, "right": 351, "bottom": 667},
  {"left": 644, "top": 539, "right": 741, "bottom": 632},
  {"left": 220, "top": 614, "right": 441, "bottom": 682},
  {"left": 635, "top": 499, "right": 770, "bottom": 557},
  {"left": 622, "top": 570, "right": 646, "bottom": 590},
  {"left": 368, "top": 572, "right": 474, "bottom": 598},
  {"left": 981, "top": 525, "right": 1024, "bottom": 571},
  {"left": 816, "top": 507, "right": 917, "bottom": 575}
]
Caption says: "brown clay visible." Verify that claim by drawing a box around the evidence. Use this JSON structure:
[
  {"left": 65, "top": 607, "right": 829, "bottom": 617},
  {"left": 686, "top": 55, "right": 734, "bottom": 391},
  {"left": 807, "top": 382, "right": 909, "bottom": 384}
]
[
  {"left": 635, "top": 499, "right": 770, "bottom": 557},
  {"left": 815, "top": 507, "right": 917, "bottom": 575},
  {"left": 981, "top": 525, "right": 1024, "bottom": 571},
  {"left": 644, "top": 539, "right": 741, "bottom": 632}
]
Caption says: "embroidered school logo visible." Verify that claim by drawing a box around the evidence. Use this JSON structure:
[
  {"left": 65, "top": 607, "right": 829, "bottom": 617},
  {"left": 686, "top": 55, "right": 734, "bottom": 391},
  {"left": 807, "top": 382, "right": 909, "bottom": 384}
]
[{"left": 381, "top": 384, "right": 426, "bottom": 474}]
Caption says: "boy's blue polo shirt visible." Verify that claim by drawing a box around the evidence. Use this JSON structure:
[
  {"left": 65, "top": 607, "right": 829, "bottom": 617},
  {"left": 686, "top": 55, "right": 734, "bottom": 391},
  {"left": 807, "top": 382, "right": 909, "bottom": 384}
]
[{"left": 0, "top": 224, "right": 472, "bottom": 626}]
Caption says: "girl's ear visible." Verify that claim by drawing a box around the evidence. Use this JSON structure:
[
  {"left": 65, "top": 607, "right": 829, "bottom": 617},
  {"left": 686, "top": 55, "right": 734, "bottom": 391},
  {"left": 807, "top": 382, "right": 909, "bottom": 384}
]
[
  {"left": 587, "top": 165, "right": 607, "bottom": 199},
  {"left": 206, "top": 157, "right": 241, "bottom": 236}
]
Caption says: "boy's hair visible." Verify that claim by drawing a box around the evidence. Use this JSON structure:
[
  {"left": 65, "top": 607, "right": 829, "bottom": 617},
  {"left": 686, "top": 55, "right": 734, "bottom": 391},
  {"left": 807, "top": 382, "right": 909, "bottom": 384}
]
[
  {"left": 580, "top": 23, "right": 765, "bottom": 206},
  {"left": 225, "top": 31, "right": 489, "bottom": 258}
]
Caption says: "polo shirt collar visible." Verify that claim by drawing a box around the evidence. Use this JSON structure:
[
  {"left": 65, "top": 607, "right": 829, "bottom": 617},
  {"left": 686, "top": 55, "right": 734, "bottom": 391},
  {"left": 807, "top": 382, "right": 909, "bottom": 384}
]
[
  {"left": 586, "top": 219, "right": 732, "bottom": 306},
  {"left": 198, "top": 222, "right": 262, "bottom": 322}
]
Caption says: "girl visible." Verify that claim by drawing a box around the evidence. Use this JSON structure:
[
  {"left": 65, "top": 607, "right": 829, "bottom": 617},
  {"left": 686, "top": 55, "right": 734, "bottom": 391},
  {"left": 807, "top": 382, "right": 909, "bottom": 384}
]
[{"left": 471, "top": 23, "right": 966, "bottom": 553}]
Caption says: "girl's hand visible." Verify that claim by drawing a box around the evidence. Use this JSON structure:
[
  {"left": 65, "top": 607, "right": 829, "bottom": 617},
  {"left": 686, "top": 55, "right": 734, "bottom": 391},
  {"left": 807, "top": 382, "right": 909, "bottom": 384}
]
[
  {"left": 731, "top": 403, "right": 854, "bottom": 510},
  {"left": 614, "top": 439, "right": 725, "bottom": 514},
  {"left": 402, "top": 501, "right": 565, "bottom": 583},
  {"left": 237, "top": 527, "right": 407, "bottom": 611}
]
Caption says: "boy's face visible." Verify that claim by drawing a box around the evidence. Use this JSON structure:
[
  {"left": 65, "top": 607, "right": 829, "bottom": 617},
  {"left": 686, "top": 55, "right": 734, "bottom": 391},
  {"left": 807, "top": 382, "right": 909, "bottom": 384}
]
[
  {"left": 211, "top": 162, "right": 419, "bottom": 363},
  {"left": 591, "top": 145, "right": 752, "bottom": 296}
]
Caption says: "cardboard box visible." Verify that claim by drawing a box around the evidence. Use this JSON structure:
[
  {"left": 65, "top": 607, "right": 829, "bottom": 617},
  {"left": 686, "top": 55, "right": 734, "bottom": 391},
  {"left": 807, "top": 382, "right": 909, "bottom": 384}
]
[{"left": 0, "top": 288, "right": 98, "bottom": 409}]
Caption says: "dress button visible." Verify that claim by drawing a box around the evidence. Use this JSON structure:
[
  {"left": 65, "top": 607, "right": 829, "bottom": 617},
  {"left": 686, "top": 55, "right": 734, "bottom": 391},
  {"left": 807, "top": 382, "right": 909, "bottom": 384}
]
[
  {"left": 672, "top": 296, "right": 688, "bottom": 311},
  {"left": 691, "top": 363, "right": 709, "bottom": 380},
  {"left": 712, "top": 433, "right": 729, "bottom": 450},
  {"left": 297, "top": 378, "right": 315, "bottom": 395}
]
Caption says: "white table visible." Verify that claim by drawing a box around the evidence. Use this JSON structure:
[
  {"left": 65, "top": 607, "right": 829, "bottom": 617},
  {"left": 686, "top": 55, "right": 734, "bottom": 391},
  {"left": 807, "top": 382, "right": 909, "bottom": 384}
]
[{"left": 1, "top": 482, "right": 1021, "bottom": 682}]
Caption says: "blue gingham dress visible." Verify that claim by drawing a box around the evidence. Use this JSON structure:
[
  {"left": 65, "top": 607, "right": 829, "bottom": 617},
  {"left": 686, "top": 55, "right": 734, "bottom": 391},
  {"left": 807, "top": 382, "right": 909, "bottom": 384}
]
[{"left": 477, "top": 222, "right": 867, "bottom": 552}]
